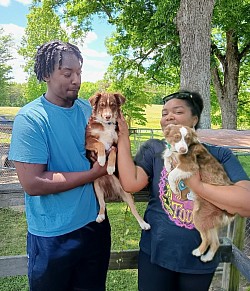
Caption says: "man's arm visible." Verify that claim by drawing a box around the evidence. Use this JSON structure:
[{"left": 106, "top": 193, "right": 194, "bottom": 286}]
[{"left": 14, "top": 161, "right": 107, "bottom": 196}]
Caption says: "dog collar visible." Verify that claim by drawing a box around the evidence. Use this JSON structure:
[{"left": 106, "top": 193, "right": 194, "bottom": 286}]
[{"left": 164, "top": 141, "right": 171, "bottom": 150}]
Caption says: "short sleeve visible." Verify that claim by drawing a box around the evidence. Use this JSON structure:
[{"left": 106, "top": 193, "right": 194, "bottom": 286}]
[
  {"left": 134, "top": 139, "right": 165, "bottom": 178},
  {"left": 8, "top": 114, "right": 48, "bottom": 164},
  {"left": 205, "top": 145, "right": 249, "bottom": 183}
]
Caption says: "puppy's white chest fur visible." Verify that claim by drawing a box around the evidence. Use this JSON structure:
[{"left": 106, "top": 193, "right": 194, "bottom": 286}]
[{"left": 94, "top": 124, "right": 118, "bottom": 151}]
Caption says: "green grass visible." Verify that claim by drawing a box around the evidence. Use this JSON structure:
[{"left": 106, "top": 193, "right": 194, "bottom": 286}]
[
  {"left": 0, "top": 209, "right": 27, "bottom": 256},
  {"left": 0, "top": 203, "right": 147, "bottom": 290},
  {"left": 131, "top": 104, "right": 162, "bottom": 129},
  {"left": 237, "top": 155, "right": 250, "bottom": 176},
  {"left": 0, "top": 107, "right": 20, "bottom": 119}
]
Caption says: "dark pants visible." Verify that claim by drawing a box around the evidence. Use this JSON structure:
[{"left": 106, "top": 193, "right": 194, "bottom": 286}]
[
  {"left": 138, "top": 250, "right": 214, "bottom": 291},
  {"left": 27, "top": 219, "right": 111, "bottom": 291}
]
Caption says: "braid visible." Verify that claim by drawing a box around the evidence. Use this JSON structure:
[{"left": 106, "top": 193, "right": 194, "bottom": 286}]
[{"left": 34, "top": 40, "right": 83, "bottom": 82}]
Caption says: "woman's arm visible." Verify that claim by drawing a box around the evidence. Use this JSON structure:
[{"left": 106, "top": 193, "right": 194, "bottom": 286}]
[
  {"left": 14, "top": 160, "right": 108, "bottom": 196},
  {"left": 117, "top": 115, "right": 148, "bottom": 192},
  {"left": 185, "top": 173, "right": 250, "bottom": 217}
]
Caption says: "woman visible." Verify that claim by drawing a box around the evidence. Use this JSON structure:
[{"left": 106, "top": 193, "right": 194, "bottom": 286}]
[{"left": 117, "top": 91, "right": 250, "bottom": 291}]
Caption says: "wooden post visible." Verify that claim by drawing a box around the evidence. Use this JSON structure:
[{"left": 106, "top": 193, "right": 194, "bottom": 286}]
[{"left": 228, "top": 216, "right": 247, "bottom": 291}]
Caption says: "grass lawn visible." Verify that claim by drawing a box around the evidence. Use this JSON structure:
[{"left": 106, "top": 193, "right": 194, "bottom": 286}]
[{"left": 0, "top": 202, "right": 147, "bottom": 290}]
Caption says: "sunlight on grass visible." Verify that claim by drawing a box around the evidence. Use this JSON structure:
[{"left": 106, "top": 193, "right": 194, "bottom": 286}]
[
  {"left": 131, "top": 104, "right": 162, "bottom": 129},
  {"left": 0, "top": 107, "right": 20, "bottom": 119}
]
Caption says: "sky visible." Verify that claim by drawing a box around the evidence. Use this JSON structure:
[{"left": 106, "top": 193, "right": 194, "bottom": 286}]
[{"left": 0, "top": 0, "right": 114, "bottom": 83}]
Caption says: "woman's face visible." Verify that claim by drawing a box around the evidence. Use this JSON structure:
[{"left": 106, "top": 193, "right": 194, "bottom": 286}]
[{"left": 160, "top": 98, "right": 198, "bottom": 131}]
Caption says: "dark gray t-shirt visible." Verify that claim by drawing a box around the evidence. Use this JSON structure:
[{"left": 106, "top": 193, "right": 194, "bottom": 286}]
[{"left": 134, "top": 139, "right": 249, "bottom": 274}]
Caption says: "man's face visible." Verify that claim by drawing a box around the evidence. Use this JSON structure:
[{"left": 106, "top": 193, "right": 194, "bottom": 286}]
[{"left": 45, "top": 52, "right": 82, "bottom": 107}]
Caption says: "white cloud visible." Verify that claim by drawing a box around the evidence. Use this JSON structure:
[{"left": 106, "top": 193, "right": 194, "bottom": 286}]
[
  {"left": 0, "top": 23, "right": 28, "bottom": 83},
  {"left": 0, "top": 0, "right": 10, "bottom": 7},
  {"left": 15, "top": 0, "right": 32, "bottom": 5},
  {"left": 0, "top": 23, "right": 111, "bottom": 83},
  {"left": 0, "top": 0, "right": 32, "bottom": 7},
  {"left": 82, "top": 59, "right": 110, "bottom": 82}
]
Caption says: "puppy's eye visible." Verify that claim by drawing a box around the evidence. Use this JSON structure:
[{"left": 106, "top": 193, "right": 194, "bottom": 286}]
[
  {"left": 100, "top": 103, "right": 106, "bottom": 107},
  {"left": 174, "top": 134, "right": 180, "bottom": 141}
]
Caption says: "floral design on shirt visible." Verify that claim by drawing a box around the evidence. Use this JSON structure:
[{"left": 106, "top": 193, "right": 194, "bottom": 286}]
[{"left": 159, "top": 166, "right": 195, "bottom": 229}]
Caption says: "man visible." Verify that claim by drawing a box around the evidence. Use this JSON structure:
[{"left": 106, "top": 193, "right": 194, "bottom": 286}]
[{"left": 9, "top": 40, "right": 111, "bottom": 291}]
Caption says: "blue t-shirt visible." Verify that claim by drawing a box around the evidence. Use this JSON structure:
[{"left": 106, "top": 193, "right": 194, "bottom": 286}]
[
  {"left": 8, "top": 95, "right": 98, "bottom": 237},
  {"left": 134, "top": 139, "right": 249, "bottom": 274}
]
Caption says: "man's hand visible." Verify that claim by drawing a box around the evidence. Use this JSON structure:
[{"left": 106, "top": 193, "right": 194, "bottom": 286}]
[
  {"left": 87, "top": 150, "right": 98, "bottom": 163},
  {"left": 91, "top": 160, "right": 108, "bottom": 179}
]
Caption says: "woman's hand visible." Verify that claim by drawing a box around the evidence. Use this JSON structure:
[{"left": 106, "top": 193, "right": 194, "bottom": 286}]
[
  {"left": 117, "top": 113, "right": 130, "bottom": 137},
  {"left": 184, "top": 171, "right": 204, "bottom": 196}
]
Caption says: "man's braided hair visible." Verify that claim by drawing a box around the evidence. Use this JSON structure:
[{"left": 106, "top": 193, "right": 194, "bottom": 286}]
[{"left": 34, "top": 40, "right": 83, "bottom": 82}]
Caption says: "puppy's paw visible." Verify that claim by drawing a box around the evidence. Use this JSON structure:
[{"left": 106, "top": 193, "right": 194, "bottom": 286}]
[
  {"left": 192, "top": 248, "right": 202, "bottom": 257},
  {"left": 107, "top": 165, "right": 115, "bottom": 175},
  {"left": 200, "top": 250, "right": 215, "bottom": 262},
  {"left": 96, "top": 214, "right": 105, "bottom": 223},
  {"left": 168, "top": 179, "right": 179, "bottom": 194},
  {"left": 139, "top": 221, "right": 151, "bottom": 230},
  {"left": 98, "top": 155, "right": 106, "bottom": 167},
  {"left": 164, "top": 160, "right": 172, "bottom": 173}
]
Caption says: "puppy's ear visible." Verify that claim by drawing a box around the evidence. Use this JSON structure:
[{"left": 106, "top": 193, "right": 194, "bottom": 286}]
[
  {"left": 89, "top": 93, "right": 102, "bottom": 114},
  {"left": 114, "top": 93, "right": 126, "bottom": 106},
  {"left": 164, "top": 125, "right": 171, "bottom": 137},
  {"left": 89, "top": 93, "right": 101, "bottom": 106},
  {"left": 189, "top": 128, "right": 199, "bottom": 143},
  {"left": 114, "top": 93, "right": 125, "bottom": 118}
]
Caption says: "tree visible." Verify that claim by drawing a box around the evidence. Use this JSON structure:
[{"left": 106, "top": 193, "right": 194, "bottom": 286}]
[
  {"left": 79, "top": 81, "right": 100, "bottom": 99},
  {"left": 21, "top": 0, "right": 250, "bottom": 129},
  {"left": 177, "top": 0, "right": 215, "bottom": 128},
  {"left": 0, "top": 28, "right": 14, "bottom": 105},
  {"left": 60, "top": 0, "right": 215, "bottom": 127},
  {"left": 19, "top": 0, "right": 70, "bottom": 102},
  {"left": 6, "top": 82, "right": 27, "bottom": 107},
  {"left": 211, "top": 0, "right": 250, "bottom": 129},
  {"left": 107, "top": 75, "right": 150, "bottom": 127}
]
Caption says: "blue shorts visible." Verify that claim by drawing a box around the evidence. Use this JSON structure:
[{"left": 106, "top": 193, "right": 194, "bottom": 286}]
[{"left": 27, "top": 219, "right": 111, "bottom": 291}]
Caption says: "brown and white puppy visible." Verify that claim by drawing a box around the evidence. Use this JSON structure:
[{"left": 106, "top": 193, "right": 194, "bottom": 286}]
[
  {"left": 86, "top": 92, "right": 151, "bottom": 230},
  {"left": 162, "top": 124, "right": 234, "bottom": 262}
]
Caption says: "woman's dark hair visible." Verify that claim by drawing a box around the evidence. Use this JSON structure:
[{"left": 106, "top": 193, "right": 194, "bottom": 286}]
[
  {"left": 34, "top": 40, "right": 83, "bottom": 82},
  {"left": 162, "top": 91, "right": 204, "bottom": 129}
]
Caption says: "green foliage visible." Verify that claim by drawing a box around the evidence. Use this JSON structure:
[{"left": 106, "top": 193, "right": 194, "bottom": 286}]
[
  {"left": 210, "top": 0, "right": 250, "bottom": 128},
  {"left": 107, "top": 75, "right": 150, "bottom": 127},
  {"left": 18, "top": 0, "right": 250, "bottom": 128},
  {"left": 18, "top": 0, "right": 71, "bottom": 102},
  {"left": 6, "top": 83, "right": 27, "bottom": 107},
  {"left": 24, "top": 75, "right": 46, "bottom": 103},
  {"left": 79, "top": 81, "right": 100, "bottom": 99},
  {"left": 0, "top": 28, "right": 14, "bottom": 105}
]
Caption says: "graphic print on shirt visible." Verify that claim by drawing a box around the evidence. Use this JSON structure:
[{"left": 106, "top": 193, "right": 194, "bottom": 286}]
[{"left": 159, "top": 166, "right": 195, "bottom": 229}]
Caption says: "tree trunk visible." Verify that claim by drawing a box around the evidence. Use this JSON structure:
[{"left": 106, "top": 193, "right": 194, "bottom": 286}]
[
  {"left": 177, "top": 0, "right": 215, "bottom": 129},
  {"left": 211, "top": 30, "right": 239, "bottom": 129}
]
